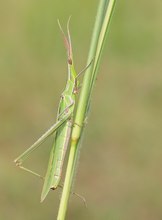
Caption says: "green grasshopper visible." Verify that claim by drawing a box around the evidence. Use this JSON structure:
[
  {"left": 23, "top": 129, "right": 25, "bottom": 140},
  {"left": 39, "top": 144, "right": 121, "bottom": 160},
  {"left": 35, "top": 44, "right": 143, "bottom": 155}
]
[{"left": 14, "top": 19, "right": 91, "bottom": 202}]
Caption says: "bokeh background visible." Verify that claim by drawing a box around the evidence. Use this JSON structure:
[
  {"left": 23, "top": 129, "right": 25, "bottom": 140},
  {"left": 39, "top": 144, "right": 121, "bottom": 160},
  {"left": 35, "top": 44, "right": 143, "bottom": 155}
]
[{"left": 1, "top": 0, "right": 162, "bottom": 219}]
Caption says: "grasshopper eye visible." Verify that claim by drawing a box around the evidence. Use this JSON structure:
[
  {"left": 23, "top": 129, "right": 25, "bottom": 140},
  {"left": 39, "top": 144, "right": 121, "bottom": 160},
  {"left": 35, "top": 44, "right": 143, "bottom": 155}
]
[{"left": 68, "top": 58, "right": 72, "bottom": 65}]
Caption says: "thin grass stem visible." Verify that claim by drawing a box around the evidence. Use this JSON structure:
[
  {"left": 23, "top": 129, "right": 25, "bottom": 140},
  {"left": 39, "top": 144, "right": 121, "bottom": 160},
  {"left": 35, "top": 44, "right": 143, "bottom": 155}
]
[{"left": 57, "top": 1, "right": 116, "bottom": 219}]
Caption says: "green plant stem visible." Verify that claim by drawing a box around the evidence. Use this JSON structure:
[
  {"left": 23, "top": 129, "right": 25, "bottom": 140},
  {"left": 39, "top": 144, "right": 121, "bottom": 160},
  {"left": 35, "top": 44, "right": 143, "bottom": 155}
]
[
  {"left": 87, "top": 0, "right": 116, "bottom": 115},
  {"left": 57, "top": 0, "right": 116, "bottom": 219}
]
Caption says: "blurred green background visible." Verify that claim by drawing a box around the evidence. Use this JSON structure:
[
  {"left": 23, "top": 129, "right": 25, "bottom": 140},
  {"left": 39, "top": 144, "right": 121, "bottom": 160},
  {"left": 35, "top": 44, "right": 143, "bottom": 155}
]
[{"left": 1, "top": 0, "right": 162, "bottom": 219}]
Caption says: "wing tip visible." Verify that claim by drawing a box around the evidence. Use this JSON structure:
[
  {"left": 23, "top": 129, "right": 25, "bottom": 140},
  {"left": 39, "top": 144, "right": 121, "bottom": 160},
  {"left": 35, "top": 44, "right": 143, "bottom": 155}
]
[{"left": 40, "top": 189, "right": 49, "bottom": 203}]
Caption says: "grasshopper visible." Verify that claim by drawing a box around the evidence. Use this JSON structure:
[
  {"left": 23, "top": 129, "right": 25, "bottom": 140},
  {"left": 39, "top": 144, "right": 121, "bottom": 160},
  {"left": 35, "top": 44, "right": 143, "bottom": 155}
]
[{"left": 14, "top": 19, "right": 91, "bottom": 202}]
